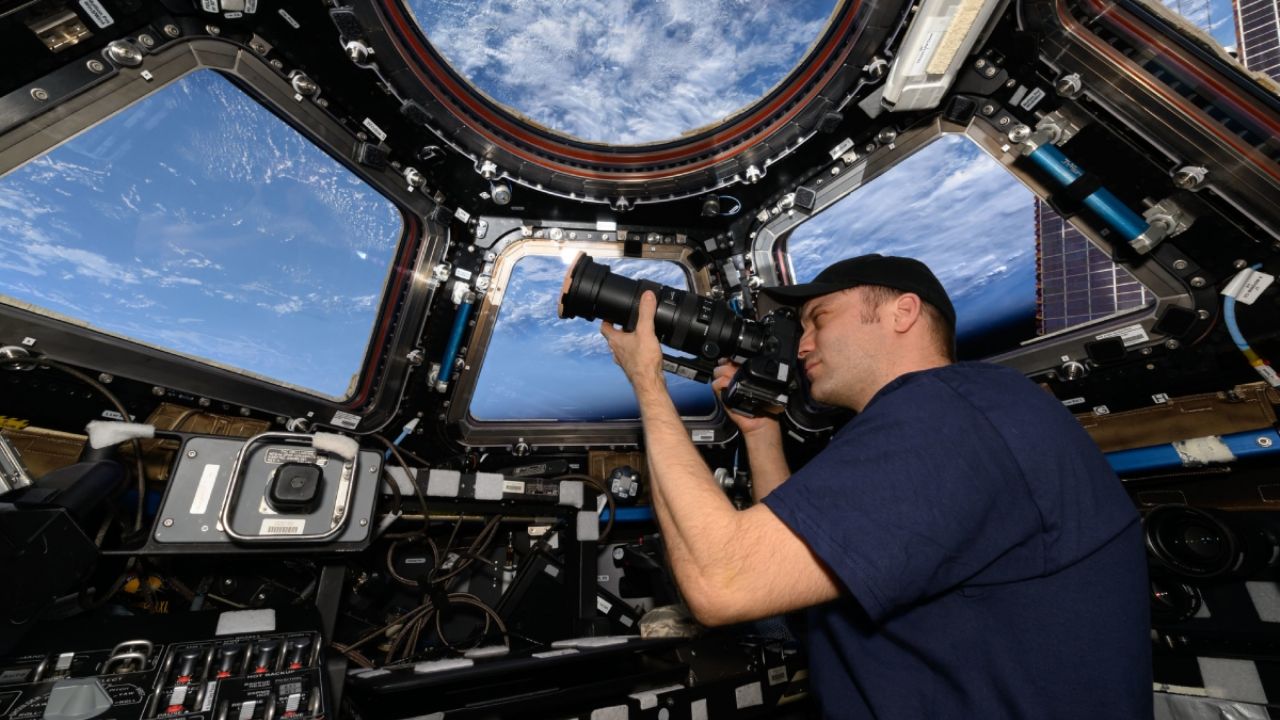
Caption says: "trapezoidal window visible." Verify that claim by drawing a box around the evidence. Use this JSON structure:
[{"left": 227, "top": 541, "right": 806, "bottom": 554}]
[
  {"left": 0, "top": 70, "right": 403, "bottom": 399},
  {"left": 470, "top": 254, "right": 716, "bottom": 421},
  {"left": 783, "top": 134, "right": 1154, "bottom": 358}
]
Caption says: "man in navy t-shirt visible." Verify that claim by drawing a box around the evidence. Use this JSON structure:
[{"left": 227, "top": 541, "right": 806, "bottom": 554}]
[{"left": 600, "top": 254, "right": 1151, "bottom": 718}]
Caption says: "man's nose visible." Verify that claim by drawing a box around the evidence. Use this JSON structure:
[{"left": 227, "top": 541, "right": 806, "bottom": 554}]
[{"left": 796, "top": 330, "right": 813, "bottom": 359}]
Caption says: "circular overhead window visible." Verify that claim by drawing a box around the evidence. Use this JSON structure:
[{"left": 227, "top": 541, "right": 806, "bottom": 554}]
[
  {"left": 404, "top": 0, "right": 840, "bottom": 146},
  {"left": 369, "top": 0, "right": 900, "bottom": 201}
]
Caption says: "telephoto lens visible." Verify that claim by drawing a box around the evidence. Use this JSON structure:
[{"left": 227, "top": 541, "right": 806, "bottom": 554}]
[
  {"left": 558, "top": 252, "right": 766, "bottom": 362},
  {"left": 1144, "top": 505, "right": 1238, "bottom": 579}
]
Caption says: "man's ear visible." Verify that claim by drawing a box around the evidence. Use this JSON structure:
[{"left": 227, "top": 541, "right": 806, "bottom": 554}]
[{"left": 891, "top": 293, "right": 923, "bottom": 333}]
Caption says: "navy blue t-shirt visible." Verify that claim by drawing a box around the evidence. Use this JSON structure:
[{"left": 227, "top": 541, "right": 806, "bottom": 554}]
[{"left": 762, "top": 362, "right": 1151, "bottom": 719}]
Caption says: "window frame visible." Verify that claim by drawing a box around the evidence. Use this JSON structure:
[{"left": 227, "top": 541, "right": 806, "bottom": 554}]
[
  {"left": 448, "top": 228, "right": 731, "bottom": 448},
  {"left": 0, "top": 38, "right": 446, "bottom": 433},
  {"left": 749, "top": 117, "right": 1191, "bottom": 378}
]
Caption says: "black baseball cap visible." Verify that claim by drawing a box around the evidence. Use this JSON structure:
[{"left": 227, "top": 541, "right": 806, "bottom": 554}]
[{"left": 763, "top": 254, "right": 956, "bottom": 329}]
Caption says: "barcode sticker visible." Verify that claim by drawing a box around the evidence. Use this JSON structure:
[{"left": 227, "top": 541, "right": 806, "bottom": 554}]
[
  {"left": 260, "top": 518, "right": 306, "bottom": 535},
  {"left": 1095, "top": 323, "right": 1149, "bottom": 347},
  {"left": 596, "top": 596, "right": 613, "bottom": 615},
  {"left": 330, "top": 410, "right": 360, "bottom": 430},
  {"left": 502, "top": 480, "right": 526, "bottom": 494},
  {"left": 767, "top": 666, "right": 788, "bottom": 686}
]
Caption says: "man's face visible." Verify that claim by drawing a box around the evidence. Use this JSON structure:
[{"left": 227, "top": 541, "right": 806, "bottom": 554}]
[{"left": 796, "top": 288, "right": 888, "bottom": 409}]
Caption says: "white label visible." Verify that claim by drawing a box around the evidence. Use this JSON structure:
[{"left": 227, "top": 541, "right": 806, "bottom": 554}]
[
  {"left": 596, "top": 220, "right": 617, "bottom": 232},
  {"left": 141, "top": 70, "right": 154, "bottom": 81},
  {"left": 78, "top": 0, "right": 114, "bottom": 27},
  {"left": 21, "top": 337, "right": 36, "bottom": 346},
  {"left": 361, "top": 118, "right": 387, "bottom": 142},
  {"left": 330, "top": 410, "right": 360, "bottom": 430},
  {"left": 1152, "top": 393, "right": 1170, "bottom": 404},
  {"left": 202, "top": 681, "right": 217, "bottom": 712},
  {"left": 544, "top": 564, "right": 560, "bottom": 578},
  {"left": 1062, "top": 397, "right": 1086, "bottom": 407},
  {"left": 239, "top": 701, "right": 256, "bottom": 720},
  {"left": 1093, "top": 405, "right": 1111, "bottom": 416},
  {"left": 905, "top": 20, "right": 948, "bottom": 76},
  {"left": 454, "top": 268, "right": 473, "bottom": 281},
  {"left": 734, "top": 681, "right": 763, "bottom": 709},
  {"left": 1020, "top": 87, "right": 1046, "bottom": 110},
  {"left": 691, "top": 699, "right": 708, "bottom": 720},
  {"left": 260, "top": 518, "right": 306, "bottom": 535},
  {"left": 528, "top": 525, "right": 550, "bottom": 537},
  {"left": 190, "top": 464, "right": 221, "bottom": 515},
  {"left": 776, "top": 363, "right": 789, "bottom": 382},
  {"left": 169, "top": 686, "right": 188, "bottom": 706},
  {"left": 767, "top": 666, "right": 787, "bottom": 686},
  {"left": 223, "top": 11, "right": 242, "bottom": 19},
  {"left": 1222, "top": 268, "right": 1275, "bottom": 305},
  {"left": 1258, "top": 364, "right": 1280, "bottom": 387},
  {"left": 201, "top": 0, "right": 217, "bottom": 11},
  {"left": 597, "top": 574, "right": 610, "bottom": 582},
  {"left": 692, "top": 429, "right": 714, "bottom": 442},
  {"left": 1009, "top": 86, "right": 1028, "bottom": 107},
  {"left": 532, "top": 649, "right": 578, "bottom": 659},
  {"left": 596, "top": 596, "right": 613, "bottom": 615},
  {"left": 56, "top": 653, "right": 74, "bottom": 671},
  {"left": 502, "top": 480, "right": 526, "bottom": 494},
  {"left": 828, "top": 138, "right": 854, "bottom": 160},
  {"left": 1095, "top": 323, "right": 1149, "bottom": 348},
  {"left": 454, "top": 207, "right": 472, "bottom": 223},
  {"left": 619, "top": 615, "right": 634, "bottom": 627},
  {"left": 278, "top": 8, "right": 300, "bottom": 27}
]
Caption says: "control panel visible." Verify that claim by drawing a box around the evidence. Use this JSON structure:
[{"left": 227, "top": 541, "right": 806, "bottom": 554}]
[{"left": 0, "top": 617, "right": 326, "bottom": 720}]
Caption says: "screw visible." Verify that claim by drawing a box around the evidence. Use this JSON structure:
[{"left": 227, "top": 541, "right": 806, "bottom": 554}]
[
  {"left": 239, "top": 407, "right": 250, "bottom": 416},
  {"left": 1190, "top": 276, "right": 1206, "bottom": 288},
  {"left": 1172, "top": 259, "right": 1188, "bottom": 270},
  {"left": 198, "top": 397, "right": 211, "bottom": 407},
  {"left": 270, "top": 59, "right": 283, "bottom": 69},
  {"left": 107, "top": 40, "right": 144, "bottom": 67},
  {"left": 1233, "top": 259, "right": 1248, "bottom": 269},
  {"left": 359, "top": 518, "right": 368, "bottom": 527},
  {"left": 369, "top": 465, "right": 377, "bottom": 473},
  {"left": 86, "top": 59, "right": 106, "bottom": 73},
  {"left": 290, "top": 73, "right": 318, "bottom": 96},
  {"left": 250, "top": 40, "right": 268, "bottom": 54},
  {"left": 1260, "top": 436, "right": 1274, "bottom": 448},
  {"left": 163, "top": 24, "right": 181, "bottom": 38},
  {"left": 876, "top": 128, "right": 898, "bottom": 145},
  {"left": 1008, "top": 125, "right": 1032, "bottom": 143},
  {"left": 201, "top": 524, "right": 209, "bottom": 532},
  {"left": 975, "top": 58, "right": 987, "bottom": 69},
  {"left": 138, "top": 33, "right": 156, "bottom": 48},
  {"left": 187, "top": 450, "right": 198, "bottom": 458},
  {"left": 162, "top": 518, "right": 174, "bottom": 527},
  {"left": 1196, "top": 309, "right": 1210, "bottom": 320},
  {"left": 98, "top": 372, "right": 113, "bottom": 384},
  {"left": 1165, "top": 339, "right": 1181, "bottom": 350},
  {"left": 980, "top": 104, "right": 996, "bottom": 115},
  {"left": 205, "top": 25, "right": 221, "bottom": 36},
  {"left": 1173, "top": 165, "right": 1208, "bottom": 190},
  {"left": 152, "top": 386, "right": 166, "bottom": 396},
  {"left": 30, "top": 88, "right": 48, "bottom": 101},
  {"left": 982, "top": 66, "right": 997, "bottom": 78},
  {"left": 997, "top": 117, "right": 1011, "bottom": 127},
  {"left": 1055, "top": 72, "right": 1082, "bottom": 97}
]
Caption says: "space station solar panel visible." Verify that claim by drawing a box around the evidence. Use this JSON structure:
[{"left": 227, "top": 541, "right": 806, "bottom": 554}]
[{"left": 1035, "top": 201, "right": 1153, "bottom": 335}]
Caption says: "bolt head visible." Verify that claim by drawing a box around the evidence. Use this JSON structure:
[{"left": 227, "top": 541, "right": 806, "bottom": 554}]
[
  {"left": 86, "top": 59, "right": 106, "bottom": 73},
  {"left": 1190, "top": 276, "right": 1207, "bottom": 288},
  {"left": 1259, "top": 436, "right": 1274, "bottom": 448},
  {"left": 30, "top": 88, "right": 49, "bottom": 101},
  {"left": 1172, "top": 259, "right": 1188, "bottom": 270},
  {"left": 163, "top": 24, "right": 181, "bottom": 38},
  {"left": 162, "top": 518, "right": 174, "bottom": 527},
  {"left": 138, "top": 33, "right": 156, "bottom": 48},
  {"left": 187, "top": 450, "right": 198, "bottom": 458},
  {"left": 106, "top": 40, "right": 143, "bottom": 67}
]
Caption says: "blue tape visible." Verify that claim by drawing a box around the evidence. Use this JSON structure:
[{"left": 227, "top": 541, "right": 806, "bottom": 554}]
[
  {"left": 437, "top": 300, "right": 475, "bottom": 386},
  {"left": 1106, "top": 428, "right": 1280, "bottom": 474},
  {"left": 1027, "top": 144, "right": 1148, "bottom": 243}
]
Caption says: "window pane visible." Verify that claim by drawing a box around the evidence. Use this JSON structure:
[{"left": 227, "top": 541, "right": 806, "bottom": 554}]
[
  {"left": 406, "top": 0, "right": 839, "bottom": 144},
  {"left": 0, "top": 70, "right": 402, "bottom": 398},
  {"left": 785, "top": 134, "right": 1153, "bottom": 356},
  {"left": 471, "top": 255, "right": 717, "bottom": 421}
]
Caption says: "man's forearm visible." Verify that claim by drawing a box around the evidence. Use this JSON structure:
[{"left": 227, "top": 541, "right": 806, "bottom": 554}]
[
  {"left": 631, "top": 376, "right": 749, "bottom": 618},
  {"left": 740, "top": 425, "right": 791, "bottom": 502}
]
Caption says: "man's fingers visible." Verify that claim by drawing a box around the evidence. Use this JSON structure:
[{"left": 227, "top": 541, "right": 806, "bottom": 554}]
[{"left": 635, "top": 291, "right": 658, "bottom": 335}]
